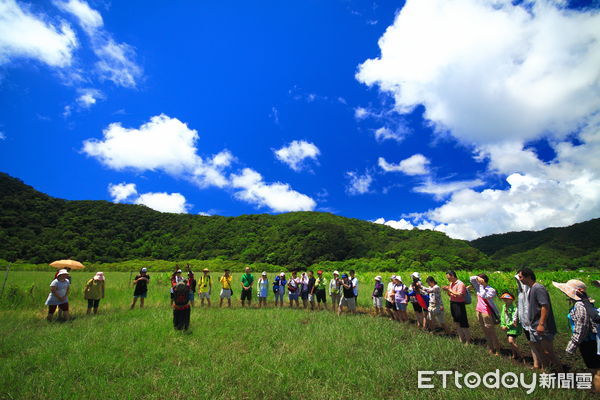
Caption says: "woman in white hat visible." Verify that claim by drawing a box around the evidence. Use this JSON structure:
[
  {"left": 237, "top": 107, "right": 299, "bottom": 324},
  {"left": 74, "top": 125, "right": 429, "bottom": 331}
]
[
  {"left": 553, "top": 279, "right": 600, "bottom": 392},
  {"left": 45, "top": 269, "right": 70, "bottom": 321},
  {"left": 84, "top": 272, "right": 105, "bottom": 315},
  {"left": 257, "top": 272, "right": 269, "bottom": 308}
]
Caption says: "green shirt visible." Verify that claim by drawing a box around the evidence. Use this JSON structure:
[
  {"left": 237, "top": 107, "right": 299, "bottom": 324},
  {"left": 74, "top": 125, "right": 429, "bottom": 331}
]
[
  {"left": 241, "top": 273, "right": 254, "bottom": 288},
  {"left": 84, "top": 279, "right": 104, "bottom": 300},
  {"left": 500, "top": 303, "right": 521, "bottom": 336},
  {"left": 315, "top": 276, "right": 327, "bottom": 290}
]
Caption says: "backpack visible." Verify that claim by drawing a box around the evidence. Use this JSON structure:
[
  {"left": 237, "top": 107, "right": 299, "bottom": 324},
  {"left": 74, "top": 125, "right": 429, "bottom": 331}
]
[{"left": 464, "top": 288, "right": 472, "bottom": 305}]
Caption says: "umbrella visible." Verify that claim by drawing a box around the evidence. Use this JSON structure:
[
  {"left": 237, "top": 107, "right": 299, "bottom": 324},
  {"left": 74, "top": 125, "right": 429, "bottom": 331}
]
[{"left": 49, "top": 260, "right": 86, "bottom": 270}]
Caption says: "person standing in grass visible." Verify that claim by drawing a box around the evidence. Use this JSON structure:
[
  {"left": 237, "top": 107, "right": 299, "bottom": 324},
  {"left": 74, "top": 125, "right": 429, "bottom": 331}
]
[
  {"left": 187, "top": 271, "right": 197, "bottom": 307},
  {"left": 299, "top": 272, "right": 310, "bottom": 309},
  {"left": 470, "top": 274, "right": 501, "bottom": 355},
  {"left": 349, "top": 270, "right": 358, "bottom": 305},
  {"left": 408, "top": 272, "right": 427, "bottom": 329},
  {"left": 393, "top": 276, "right": 409, "bottom": 322},
  {"left": 329, "top": 271, "right": 341, "bottom": 313},
  {"left": 517, "top": 268, "right": 560, "bottom": 371},
  {"left": 257, "top": 272, "right": 269, "bottom": 308},
  {"left": 515, "top": 273, "right": 539, "bottom": 368},
  {"left": 442, "top": 270, "right": 470, "bottom": 344},
  {"left": 219, "top": 269, "right": 233, "bottom": 308},
  {"left": 338, "top": 273, "right": 356, "bottom": 315},
  {"left": 313, "top": 270, "right": 328, "bottom": 311},
  {"left": 170, "top": 269, "right": 184, "bottom": 306},
  {"left": 240, "top": 267, "right": 254, "bottom": 307},
  {"left": 273, "top": 272, "right": 286, "bottom": 307},
  {"left": 307, "top": 270, "right": 316, "bottom": 310},
  {"left": 45, "top": 269, "right": 70, "bottom": 321},
  {"left": 423, "top": 276, "right": 449, "bottom": 333},
  {"left": 198, "top": 268, "right": 212, "bottom": 307},
  {"left": 499, "top": 292, "right": 521, "bottom": 359},
  {"left": 372, "top": 276, "right": 384, "bottom": 315},
  {"left": 172, "top": 281, "right": 191, "bottom": 331},
  {"left": 83, "top": 272, "right": 105, "bottom": 315},
  {"left": 288, "top": 270, "right": 300, "bottom": 308},
  {"left": 553, "top": 279, "right": 600, "bottom": 392},
  {"left": 131, "top": 268, "right": 150, "bottom": 309},
  {"left": 385, "top": 276, "right": 397, "bottom": 320}
]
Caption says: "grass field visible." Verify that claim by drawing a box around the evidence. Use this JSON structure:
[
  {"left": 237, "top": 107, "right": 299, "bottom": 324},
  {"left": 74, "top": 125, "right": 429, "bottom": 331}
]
[{"left": 1, "top": 269, "right": 599, "bottom": 399}]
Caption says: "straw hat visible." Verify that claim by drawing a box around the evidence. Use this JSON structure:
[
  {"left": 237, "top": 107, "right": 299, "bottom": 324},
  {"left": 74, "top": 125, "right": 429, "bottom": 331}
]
[{"left": 552, "top": 280, "right": 586, "bottom": 301}]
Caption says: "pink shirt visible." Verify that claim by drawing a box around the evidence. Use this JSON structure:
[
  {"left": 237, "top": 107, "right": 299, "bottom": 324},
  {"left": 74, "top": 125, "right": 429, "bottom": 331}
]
[
  {"left": 475, "top": 295, "right": 491, "bottom": 313},
  {"left": 449, "top": 280, "right": 466, "bottom": 302}
]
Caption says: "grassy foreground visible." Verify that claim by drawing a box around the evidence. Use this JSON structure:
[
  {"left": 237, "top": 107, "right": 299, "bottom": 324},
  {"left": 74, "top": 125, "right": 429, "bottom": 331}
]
[{"left": 1, "top": 270, "right": 598, "bottom": 399}]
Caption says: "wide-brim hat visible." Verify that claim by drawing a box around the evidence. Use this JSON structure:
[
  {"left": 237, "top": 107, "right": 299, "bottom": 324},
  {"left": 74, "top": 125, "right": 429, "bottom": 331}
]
[
  {"left": 552, "top": 280, "right": 586, "bottom": 301},
  {"left": 57, "top": 269, "right": 70, "bottom": 277},
  {"left": 374, "top": 276, "right": 382, "bottom": 281},
  {"left": 262, "top": 271, "right": 267, "bottom": 276},
  {"left": 94, "top": 272, "right": 105, "bottom": 281},
  {"left": 333, "top": 270, "right": 340, "bottom": 276},
  {"left": 499, "top": 292, "right": 514, "bottom": 300},
  {"left": 203, "top": 268, "right": 209, "bottom": 272}
]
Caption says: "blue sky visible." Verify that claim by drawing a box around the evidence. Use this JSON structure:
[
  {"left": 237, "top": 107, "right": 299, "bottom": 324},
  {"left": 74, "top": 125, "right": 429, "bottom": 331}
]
[{"left": 1, "top": 0, "right": 599, "bottom": 240}]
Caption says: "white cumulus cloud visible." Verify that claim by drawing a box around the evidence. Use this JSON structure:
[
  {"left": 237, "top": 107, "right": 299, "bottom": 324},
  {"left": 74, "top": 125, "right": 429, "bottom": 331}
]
[
  {"left": 274, "top": 140, "right": 320, "bottom": 171},
  {"left": 108, "top": 182, "right": 137, "bottom": 202},
  {"left": 134, "top": 192, "right": 190, "bottom": 214},
  {"left": 358, "top": 0, "right": 600, "bottom": 239},
  {"left": 231, "top": 168, "right": 316, "bottom": 212},
  {"left": 378, "top": 154, "right": 430, "bottom": 175},
  {"left": 0, "top": 0, "right": 78, "bottom": 67}
]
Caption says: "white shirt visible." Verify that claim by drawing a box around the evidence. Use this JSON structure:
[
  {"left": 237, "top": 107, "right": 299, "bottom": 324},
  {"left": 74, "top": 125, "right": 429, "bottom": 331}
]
[{"left": 351, "top": 277, "right": 358, "bottom": 297}]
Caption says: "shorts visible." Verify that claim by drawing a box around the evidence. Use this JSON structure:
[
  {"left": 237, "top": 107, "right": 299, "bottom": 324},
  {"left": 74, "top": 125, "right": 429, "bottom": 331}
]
[
  {"left": 199, "top": 292, "right": 210, "bottom": 299},
  {"left": 411, "top": 302, "right": 424, "bottom": 313},
  {"left": 580, "top": 340, "right": 600, "bottom": 369},
  {"left": 300, "top": 291, "right": 309, "bottom": 300},
  {"left": 220, "top": 289, "right": 232, "bottom": 299},
  {"left": 289, "top": 292, "right": 299, "bottom": 301},
  {"left": 330, "top": 293, "right": 340, "bottom": 305},
  {"left": 373, "top": 296, "right": 383, "bottom": 308},
  {"left": 133, "top": 292, "right": 147, "bottom": 299},
  {"left": 385, "top": 300, "right": 395, "bottom": 310},
  {"left": 339, "top": 297, "right": 356, "bottom": 311},
  {"left": 315, "top": 289, "right": 326, "bottom": 303},
  {"left": 428, "top": 309, "right": 445, "bottom": 324},
  {"left": 188, "top": 292, "right": 195, "bottom": 301},
  {"left": 48, "top": 303, "right": 69, "bottom": 313},
  {"left": 274, "top": 292, "right": 285, "bottom": 301},
  {"left": 241, "top": 289, "right": 252, "bottom": 301},
  {"left": 450, "top": 301, "right": 469, "bottom": 328},
  {"left": 395, "top": 302, "right": 407, "bottom": 311},
  {"left": 87, "top": 299, "right": 100, "bottom": 309},
  {"left": 527, "top": 328, "right": 555, "bottom": 343},
  {"left": 476, "top": 311, "right": 495, "bottom": 329}
]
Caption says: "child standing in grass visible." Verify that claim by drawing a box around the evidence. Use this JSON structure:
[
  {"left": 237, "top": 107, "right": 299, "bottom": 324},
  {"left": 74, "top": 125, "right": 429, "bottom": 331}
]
[
  {"left": 219, "top": 269, "right": 233, "bottom": 308},
  {"left": 172, "top": 281, "right": 191, "bottom": 330},
  {"left": 393, "top": 276, "right": 409, "bottom": 322},
  {"left": 187, "top": 271, "right": 197, "bottom": 307},
  {"left": 198, "top": 268, "right": 212, "bottom": 307},
  {"left": 372, "top": 276, "right": 384, "bottom": 315},
  {"left": 499, "top": 292, "right": 521, "bottom": 359},
  {"left": 423, "top": 276, "right": 449, "bottom": 333},
  {"left": 45, "top": 269, "right": 70, "bottom": 321},
  {"left": 84, "top": 272, "right": 105, "bottom": 315},
  {"left": 257, "top": 272, "right": 268, "bottom": 308}
]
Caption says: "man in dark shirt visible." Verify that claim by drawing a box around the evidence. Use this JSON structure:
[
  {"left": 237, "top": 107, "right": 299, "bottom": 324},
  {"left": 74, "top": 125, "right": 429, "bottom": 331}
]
[
  {"left": 131, "top": 267, "right": 150, "bottom": 309},
  {"left": 518, "top": 268, "right": 561, "bottom": 371},
  {"left": 307, "top": 270, "right": 316, "bottom": 310},
  {"left": 338, "top": 273, "right": 356, "bottom": 315}
]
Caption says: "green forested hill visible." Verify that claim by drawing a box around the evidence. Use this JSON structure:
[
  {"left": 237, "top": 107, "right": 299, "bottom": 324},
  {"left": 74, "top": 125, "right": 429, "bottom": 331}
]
[
  {"left": 470, "top": 218, "right": 600, "bottom": 269},
  {"left": 0, "top": 173, "right": 484, "bottom": 268}
]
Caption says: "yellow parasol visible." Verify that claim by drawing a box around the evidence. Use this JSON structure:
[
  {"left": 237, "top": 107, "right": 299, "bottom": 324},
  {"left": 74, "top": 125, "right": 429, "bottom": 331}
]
[{"left": 49, "top": 260, "right": 86, "bottom": 270}]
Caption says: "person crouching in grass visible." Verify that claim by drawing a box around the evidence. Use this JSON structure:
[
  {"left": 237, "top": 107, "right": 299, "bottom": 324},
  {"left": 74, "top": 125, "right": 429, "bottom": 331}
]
[
  {"left": 45, "top": 269, "right": 70, "bottom": 321},
  {"left": 173, "top": 281, "right": 191, "bottom": 331},
  {"left": 372, "top": 276, "right": 384, "bottom": 315},
  {"left": 499, "top": 292, "right": 521, "bottom": 359},
  {"left": 84, "top": 272, "right": 105, "bottom": 315}
]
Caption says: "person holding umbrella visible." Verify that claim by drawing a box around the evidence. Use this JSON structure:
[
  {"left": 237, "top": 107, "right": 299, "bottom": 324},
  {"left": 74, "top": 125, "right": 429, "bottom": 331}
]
[
  {"left": 45, "top": 269, "right": 70, "bottom": 321},
  {"left": 83, "top": 272, "right": 105, "bottom": 315}
]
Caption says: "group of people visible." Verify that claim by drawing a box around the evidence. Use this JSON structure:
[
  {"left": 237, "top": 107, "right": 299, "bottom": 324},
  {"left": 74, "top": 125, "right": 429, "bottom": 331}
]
[{"left": 44, "top": 265, "right": 600, "bottom": 391}]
